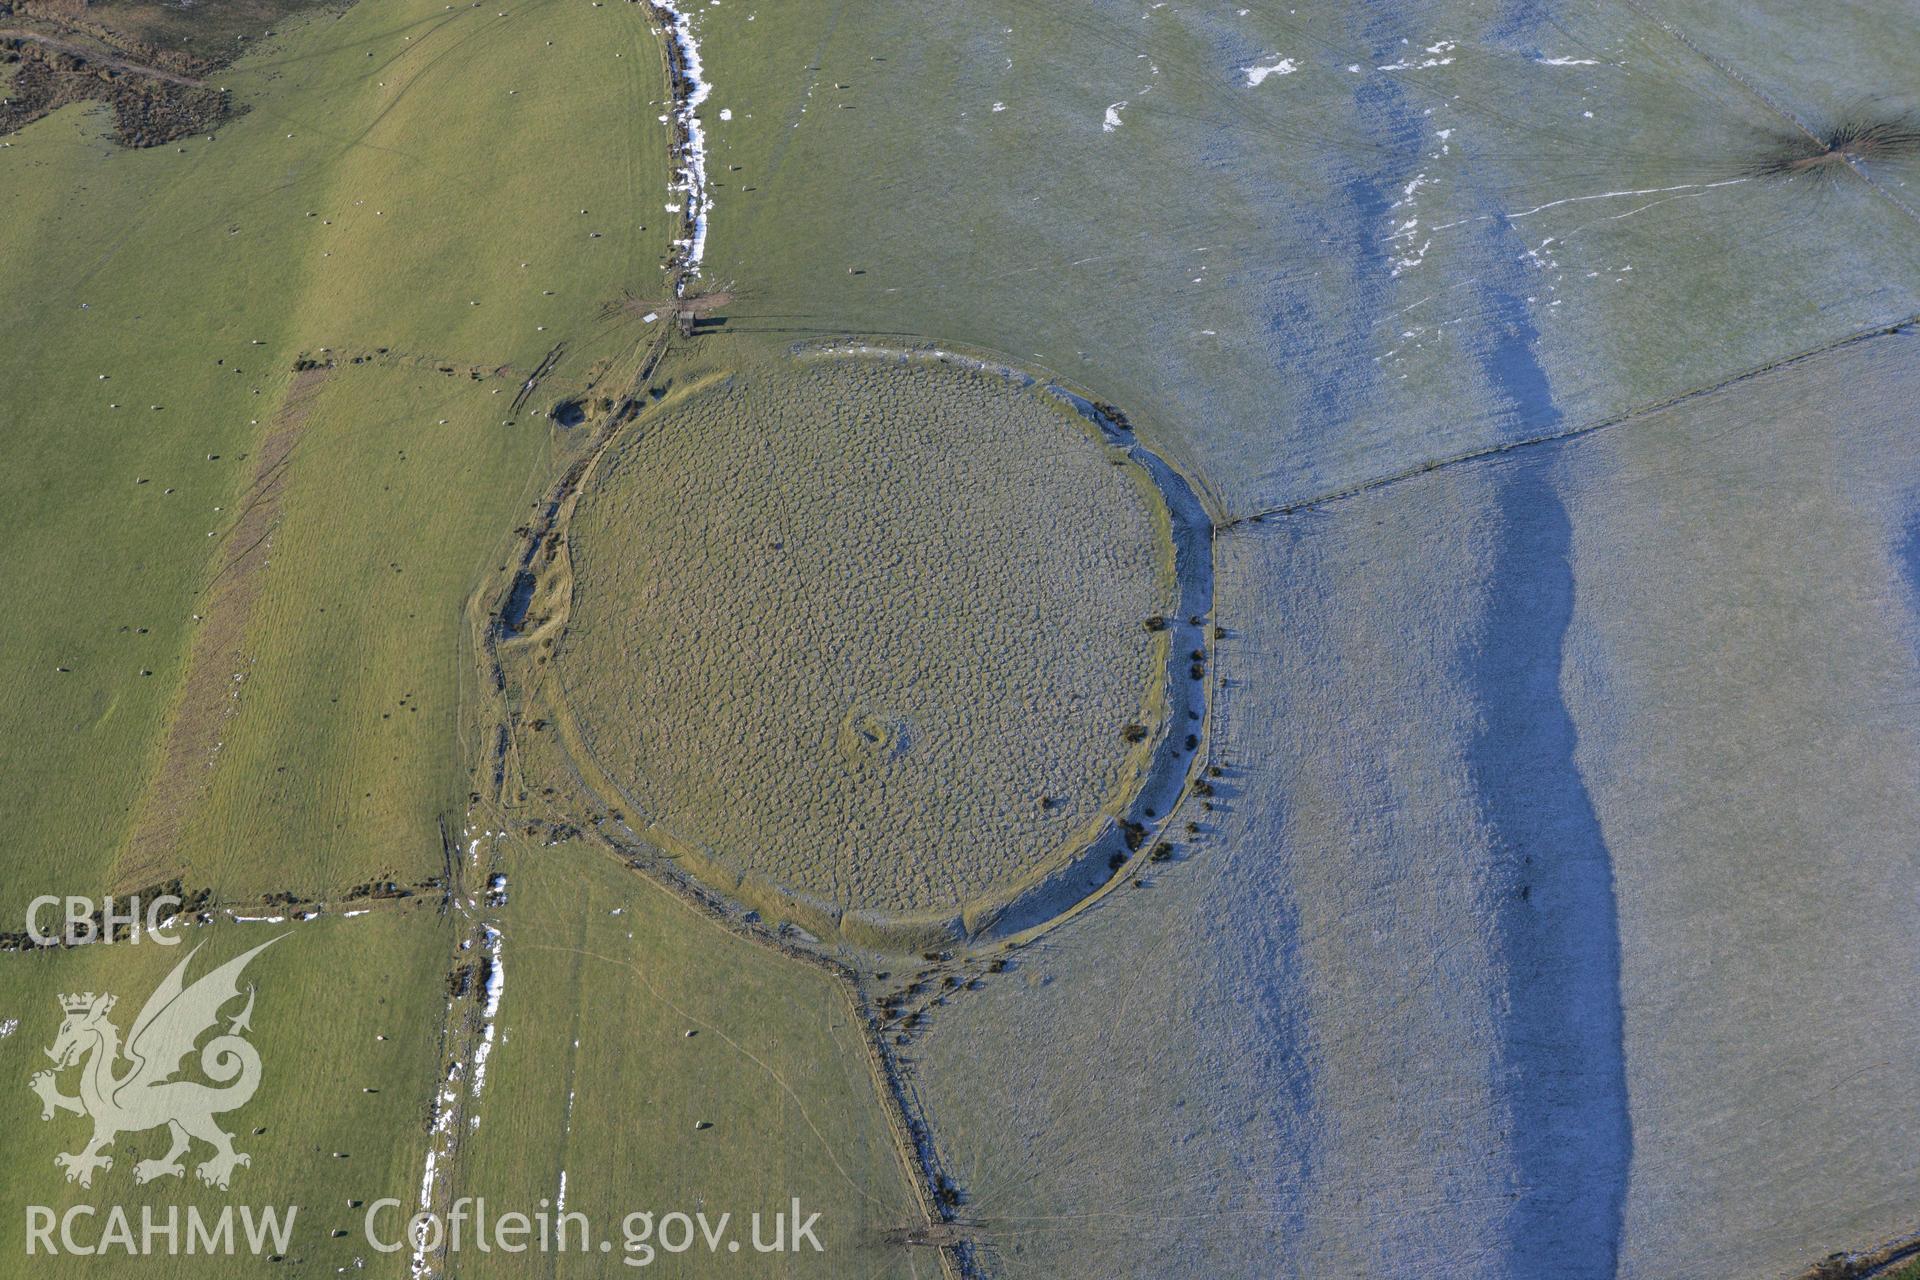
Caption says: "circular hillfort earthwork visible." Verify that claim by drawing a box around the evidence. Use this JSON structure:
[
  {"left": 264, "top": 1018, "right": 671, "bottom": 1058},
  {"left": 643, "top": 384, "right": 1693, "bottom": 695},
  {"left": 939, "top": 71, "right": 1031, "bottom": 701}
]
[{"left": 552, "top": 349, "right": 1206, "bottom": 945}]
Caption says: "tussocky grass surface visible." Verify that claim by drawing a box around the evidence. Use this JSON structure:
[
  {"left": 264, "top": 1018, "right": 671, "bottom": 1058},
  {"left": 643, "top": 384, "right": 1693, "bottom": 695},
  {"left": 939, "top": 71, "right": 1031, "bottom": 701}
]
[{"left": 559, "top": 351, "right": 1171, "bottom": 918}]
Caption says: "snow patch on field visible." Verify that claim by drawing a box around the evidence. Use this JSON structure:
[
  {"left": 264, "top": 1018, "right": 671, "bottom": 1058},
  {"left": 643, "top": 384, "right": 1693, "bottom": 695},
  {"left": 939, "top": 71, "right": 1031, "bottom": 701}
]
[
  {"left": 1242, "top": 56, "right": 1296, "bottom": 86},
  {"left": 1104, "top": 100, "right": 1128, "bottom": 131},
  {"left": 655, "top": 0, "right": 713, "bottom": 281},
  {"left": 470, "top": 925, "right": 505, "bottom": 1101},
  {"left": 1379, "top": 39, "right": 1456, "bottom": 71},
  {"left": 1387, "top": 171, "right": 1434, "bottom": 277}
]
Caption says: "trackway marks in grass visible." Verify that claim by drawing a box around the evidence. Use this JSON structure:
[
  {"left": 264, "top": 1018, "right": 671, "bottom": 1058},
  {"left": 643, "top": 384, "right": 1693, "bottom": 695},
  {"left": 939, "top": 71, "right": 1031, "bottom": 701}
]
[
  {"left": 114, "top": 365, "right": 332, "bottom": 896},
  {"left": 108, "top": 340, "right": 537, "bottom": 898}
]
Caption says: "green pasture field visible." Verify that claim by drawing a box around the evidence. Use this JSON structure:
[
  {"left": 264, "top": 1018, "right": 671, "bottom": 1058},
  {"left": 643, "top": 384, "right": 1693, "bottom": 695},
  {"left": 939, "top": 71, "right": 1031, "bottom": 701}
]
[
  {"left": 172, "top": 363, "right": 549, "bottom": 904},
  {"left": 443, "top": 837, "right": 920, "bottom": 1278},
  {"left": 0, "top": 0, "right": 672, "bottom": 918},
  {"left": 0, "top": 909, "right": 454, "bottom": 1276}
]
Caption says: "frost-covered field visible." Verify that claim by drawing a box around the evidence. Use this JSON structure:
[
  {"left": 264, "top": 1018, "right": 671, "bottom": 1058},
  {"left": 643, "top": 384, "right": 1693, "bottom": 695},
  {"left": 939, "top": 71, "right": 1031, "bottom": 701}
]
[
  {"left": 650, "top": 0, "right": 1920, "bottom": 1273},
  {"left": 906, "top": 328, "right": 1920, "bottom": 1280},
  {"left": 690, "top": 0, "right": 1920, "bottom": 516}
]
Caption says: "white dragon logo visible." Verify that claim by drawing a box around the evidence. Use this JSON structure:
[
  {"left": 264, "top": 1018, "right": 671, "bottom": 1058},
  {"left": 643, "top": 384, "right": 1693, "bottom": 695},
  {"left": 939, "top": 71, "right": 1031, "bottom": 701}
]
[{"left": 29, "top": 936, "right": 280, "bottom": 1190}]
